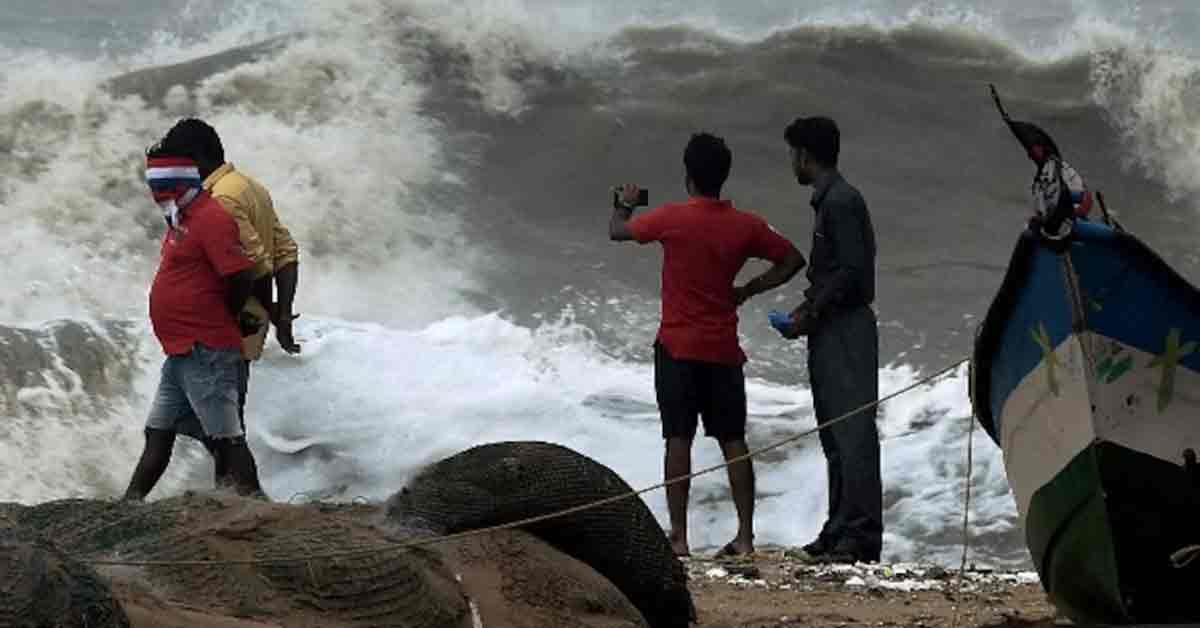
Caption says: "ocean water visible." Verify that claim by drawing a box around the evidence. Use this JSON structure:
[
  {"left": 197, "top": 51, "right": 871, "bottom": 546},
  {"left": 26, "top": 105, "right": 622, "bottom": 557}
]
[{"left": 3, "top": 0, "right": 1200, "bottom": 567}]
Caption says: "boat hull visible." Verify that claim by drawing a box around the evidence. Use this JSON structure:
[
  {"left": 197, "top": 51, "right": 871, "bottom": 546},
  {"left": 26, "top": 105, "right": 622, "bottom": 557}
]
[
  {"left": 971, "top": 221, "right": 1200, "bottom": 624},
  {"left": 1027, "top": 440, "right": 1200, "bottom": 623}
]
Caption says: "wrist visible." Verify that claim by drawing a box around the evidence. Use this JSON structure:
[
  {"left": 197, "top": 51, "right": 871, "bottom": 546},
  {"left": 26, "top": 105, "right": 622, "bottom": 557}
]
[{"left": 744, "top": 278, "right": 761, "bottom": 297}]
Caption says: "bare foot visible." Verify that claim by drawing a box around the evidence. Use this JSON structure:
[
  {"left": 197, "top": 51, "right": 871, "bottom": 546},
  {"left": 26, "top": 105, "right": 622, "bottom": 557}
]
[
  {"left": 715, "top": 539, "right": 754, "bottom": 557},
  {"left": 669, "top": 529, "right": 690, "bottom": 557}
]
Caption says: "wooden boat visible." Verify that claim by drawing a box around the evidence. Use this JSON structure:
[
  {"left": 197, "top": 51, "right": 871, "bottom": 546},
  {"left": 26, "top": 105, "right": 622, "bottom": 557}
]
[{"left": 969, "top": 87, "right": 1200, "bottom": 625}]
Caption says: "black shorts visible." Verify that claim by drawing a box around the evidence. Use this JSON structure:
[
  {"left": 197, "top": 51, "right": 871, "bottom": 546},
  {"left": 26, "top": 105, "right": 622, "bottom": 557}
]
[{"left": 654, "top": 342, "right": 747, "bottom": 442}]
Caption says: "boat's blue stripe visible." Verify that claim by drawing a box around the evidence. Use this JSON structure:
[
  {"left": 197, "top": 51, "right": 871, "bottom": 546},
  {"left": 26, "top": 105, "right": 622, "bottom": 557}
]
[
  {"left": 988, "top": 245, "right": 1074, "bottom": 427},
  {"left": 987, "top": 220, "right": 1200, "bottom": 435},
  {"left": 1069, "top": 222, "right": 1200, "bottom": 374}
]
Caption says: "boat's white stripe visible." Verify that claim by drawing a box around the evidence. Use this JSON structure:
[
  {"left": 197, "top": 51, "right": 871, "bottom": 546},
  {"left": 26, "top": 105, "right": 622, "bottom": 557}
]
[
  {"left": 999, "top": 334, "right": 1095, "bottom": 522},
  {"left": 1082, "top": 332, "right": 1200, "bottom": 468},
  {"left": 998, "top": 331, "right": 1200, "bottom": 524}
]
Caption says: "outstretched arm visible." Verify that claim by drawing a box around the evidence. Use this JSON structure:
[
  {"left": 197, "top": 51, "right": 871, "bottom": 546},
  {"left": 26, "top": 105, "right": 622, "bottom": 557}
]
[
  {"left": 610, "top": 205, "right": 636, "bottom": 241},
  {"left": 609, "top": 184, "right": 643, "bottom": 242}
]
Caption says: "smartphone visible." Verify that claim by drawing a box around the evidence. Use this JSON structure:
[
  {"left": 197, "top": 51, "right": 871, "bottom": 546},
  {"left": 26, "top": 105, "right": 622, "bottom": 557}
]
[{"left": 613, "top": 188, "right": 649, "bottom": 209}]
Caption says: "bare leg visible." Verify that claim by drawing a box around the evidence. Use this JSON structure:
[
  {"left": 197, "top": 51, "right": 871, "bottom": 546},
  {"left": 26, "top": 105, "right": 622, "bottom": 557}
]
[
  {"left": 124, "top": 428, "right": 176, "bottom": 501},
  {"left": 208, "top": 360, "right": 260, "bottom": 485},
  {"left": 720, "top": 438, "right": 755, "bottom": 554},
  {"left": 210, "top": 436, "right": 267, "bottom": 500},
  {"left": 664, "top": 436, "right": 694, "bottom": 556},
  {"left": 236, "top": 360, "right": 261, "bottom": 481},
  {"left": 205, "top": 437, "right": 227, "bottom": 483}
]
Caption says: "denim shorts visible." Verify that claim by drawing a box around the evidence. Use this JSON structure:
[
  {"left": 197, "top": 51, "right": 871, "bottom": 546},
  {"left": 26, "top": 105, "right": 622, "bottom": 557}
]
[{"left": 146, "top": 343, "right": 244, "bottom": 441}]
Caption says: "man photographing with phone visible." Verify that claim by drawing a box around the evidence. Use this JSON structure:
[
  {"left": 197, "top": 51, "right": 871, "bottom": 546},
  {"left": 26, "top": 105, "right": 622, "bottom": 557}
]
[{"left": 609, "top": 132, "right": 806, "bottom": 557}]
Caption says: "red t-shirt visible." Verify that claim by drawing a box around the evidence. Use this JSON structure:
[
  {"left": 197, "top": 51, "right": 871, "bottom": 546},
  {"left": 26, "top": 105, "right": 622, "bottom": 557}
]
[
  {"left": 630, "top": 197, "right": 797, "bottom": 365},
  {"left": 149, "top": 192, "right": 254, "bottom": 355}
]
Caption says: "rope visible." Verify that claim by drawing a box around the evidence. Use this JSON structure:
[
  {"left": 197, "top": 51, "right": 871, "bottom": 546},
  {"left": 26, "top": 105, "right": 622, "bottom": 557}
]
[
  {"left": 80, "top": 357, "right": 970, "bottom": 568},
  {"left": 1095, "top": 191, "right": 1124, "bottom": 232},
  {"left": 950, "top": 398, "right": 979, "bottom": 628},
  {"left": 957, "top": 408, "right": 977, "bottom": 580}
]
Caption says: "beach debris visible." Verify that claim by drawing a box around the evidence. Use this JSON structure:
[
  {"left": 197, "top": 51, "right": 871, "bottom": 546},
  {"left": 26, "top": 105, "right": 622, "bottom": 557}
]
[
  {"left": 727, "top": 564, "right": 762, "bottom": 579},
  {"left": 705, "top": 567, "right": 729, "bottom": 579},
  {"left": 467, "top": 597, "right": 484, "bottom": 628},
  {"left": 684, "top": 551, "right": 1041, "bottom": 594}
]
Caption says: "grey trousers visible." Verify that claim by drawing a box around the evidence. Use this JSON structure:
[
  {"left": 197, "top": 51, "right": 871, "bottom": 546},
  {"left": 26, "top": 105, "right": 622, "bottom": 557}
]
[{"left": 807, "top": 305, "right": 883, "bottom": 553}]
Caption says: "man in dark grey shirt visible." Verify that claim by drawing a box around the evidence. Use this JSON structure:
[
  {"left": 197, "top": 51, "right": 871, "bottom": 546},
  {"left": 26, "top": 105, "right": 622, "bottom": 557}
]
[{"left": 776, "top": 116, "right": 882, "bottom": 564}]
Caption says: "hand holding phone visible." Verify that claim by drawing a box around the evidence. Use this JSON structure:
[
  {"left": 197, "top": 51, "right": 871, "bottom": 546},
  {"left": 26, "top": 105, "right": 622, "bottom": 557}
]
[{"left": 613, "top": 185, "right": 649, "bottom": 209}]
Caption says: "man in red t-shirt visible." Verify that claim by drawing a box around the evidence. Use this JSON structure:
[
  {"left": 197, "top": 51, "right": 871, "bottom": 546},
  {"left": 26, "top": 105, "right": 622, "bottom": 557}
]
[
  {"left": 123, "top": 147, "right": 267, "bottom": 501},
  {"left": 610, "top": 133, "right": 806, "bottom": 557}
]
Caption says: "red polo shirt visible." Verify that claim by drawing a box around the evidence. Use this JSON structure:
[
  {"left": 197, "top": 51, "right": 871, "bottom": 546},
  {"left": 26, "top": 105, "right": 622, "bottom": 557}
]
[
  {"left": 149, "top": 192, "right": 254, "bottom": 356},
  {"left": 630, "top": 197, "right": 797, "bottom": 365}
]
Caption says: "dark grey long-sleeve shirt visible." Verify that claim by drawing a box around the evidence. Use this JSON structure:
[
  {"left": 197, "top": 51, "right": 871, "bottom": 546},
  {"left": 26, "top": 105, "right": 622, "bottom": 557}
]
[{"left": 804, "top": 170, "right": 876, "bottom": 316}]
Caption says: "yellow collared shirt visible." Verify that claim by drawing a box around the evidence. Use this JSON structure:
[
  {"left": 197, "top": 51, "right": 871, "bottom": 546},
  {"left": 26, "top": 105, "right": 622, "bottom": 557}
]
[
  {"left": 204, "top": 162, "right": 299, "bottom": 280},
  {"left": 204, "top": 163, "right": 300, "bottom": 359}
]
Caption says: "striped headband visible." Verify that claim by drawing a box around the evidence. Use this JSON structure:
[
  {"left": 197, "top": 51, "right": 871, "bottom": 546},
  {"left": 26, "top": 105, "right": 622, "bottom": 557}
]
[{"left": 146, "top": 156, "right": 203, "bottom": 199}]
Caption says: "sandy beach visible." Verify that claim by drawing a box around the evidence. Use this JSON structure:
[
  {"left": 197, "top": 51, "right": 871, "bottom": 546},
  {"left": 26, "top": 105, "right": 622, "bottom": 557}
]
[{"left": 683, "top": 552, "right": 1056, "bottom": 628}]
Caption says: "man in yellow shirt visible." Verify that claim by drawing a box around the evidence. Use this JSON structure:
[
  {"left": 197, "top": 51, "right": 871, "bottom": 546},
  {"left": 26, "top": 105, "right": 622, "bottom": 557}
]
[{"left": 158, "top": 119, "right": 301, "bottom": 445}]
